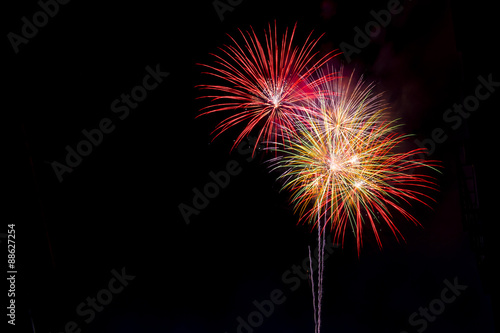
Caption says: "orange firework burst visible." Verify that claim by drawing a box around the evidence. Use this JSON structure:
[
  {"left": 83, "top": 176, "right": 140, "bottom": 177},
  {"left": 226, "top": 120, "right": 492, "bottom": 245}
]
[
  {"left": 270, "top": 68, "right": 441, "bottom": 254},
  {"left": 197, "top": 22, "right": 340, "bottom": 154}
]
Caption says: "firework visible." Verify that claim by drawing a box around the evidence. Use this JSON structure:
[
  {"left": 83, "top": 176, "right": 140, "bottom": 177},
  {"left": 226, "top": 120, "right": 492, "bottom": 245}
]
[
  {"left": 198, "top": 23, "right": 441, "bottom": 333},
  {"left": 197, "top": 22, "right": 339, "bottom": 154},
  {"left": 270, "top": 68, "right": 440, "bottom": 254},
  {"left": 267, "top": 67, "right": 440, "bottom": 333}
]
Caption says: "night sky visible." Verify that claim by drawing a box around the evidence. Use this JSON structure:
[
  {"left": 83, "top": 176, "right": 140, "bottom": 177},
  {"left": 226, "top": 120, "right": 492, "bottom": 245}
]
[{"left": 12, "top": 0, "right": 498, "bottom": 332}]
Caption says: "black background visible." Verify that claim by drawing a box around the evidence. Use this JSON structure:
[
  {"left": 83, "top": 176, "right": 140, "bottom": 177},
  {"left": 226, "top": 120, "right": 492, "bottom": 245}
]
[{"left": 10, "top": 0, "right": 499, "bottom": 332}]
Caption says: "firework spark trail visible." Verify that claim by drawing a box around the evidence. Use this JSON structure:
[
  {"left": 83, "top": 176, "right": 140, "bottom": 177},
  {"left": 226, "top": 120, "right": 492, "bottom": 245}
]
[
  {"left": 318, "top": 215, "right": 325, "bottom": 333},
  {"left": 197, "top": 22, "right": 340, "bottom": 155},
  {"left": 308, "top": 210, "right": 327, "bottom": 333},
  {"left": 307, "top": 246, "right": 317, "bottom": 332}
]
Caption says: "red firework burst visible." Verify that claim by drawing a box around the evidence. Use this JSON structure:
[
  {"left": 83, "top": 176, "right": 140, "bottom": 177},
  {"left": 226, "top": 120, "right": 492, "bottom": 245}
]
[{"left": 197, "top": 22, "right": 340, "bottom": 154}]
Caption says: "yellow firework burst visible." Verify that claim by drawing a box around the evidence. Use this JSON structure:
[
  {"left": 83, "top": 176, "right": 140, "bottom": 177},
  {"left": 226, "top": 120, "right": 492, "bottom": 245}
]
[{"left": 270, "top": 68, "right": 440, "bottom": 253}]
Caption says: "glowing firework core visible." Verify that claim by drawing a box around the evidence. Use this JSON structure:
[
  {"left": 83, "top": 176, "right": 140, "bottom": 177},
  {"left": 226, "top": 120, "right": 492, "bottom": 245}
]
[
  {"left": 271, "top": 96, "right": 281, "bottom": 108},
  {"left": 328, "top": 156, "right": 341, "bottom": 172},
  {"left": 354, "top": 180, "right": 365, "bottom": 189}
]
